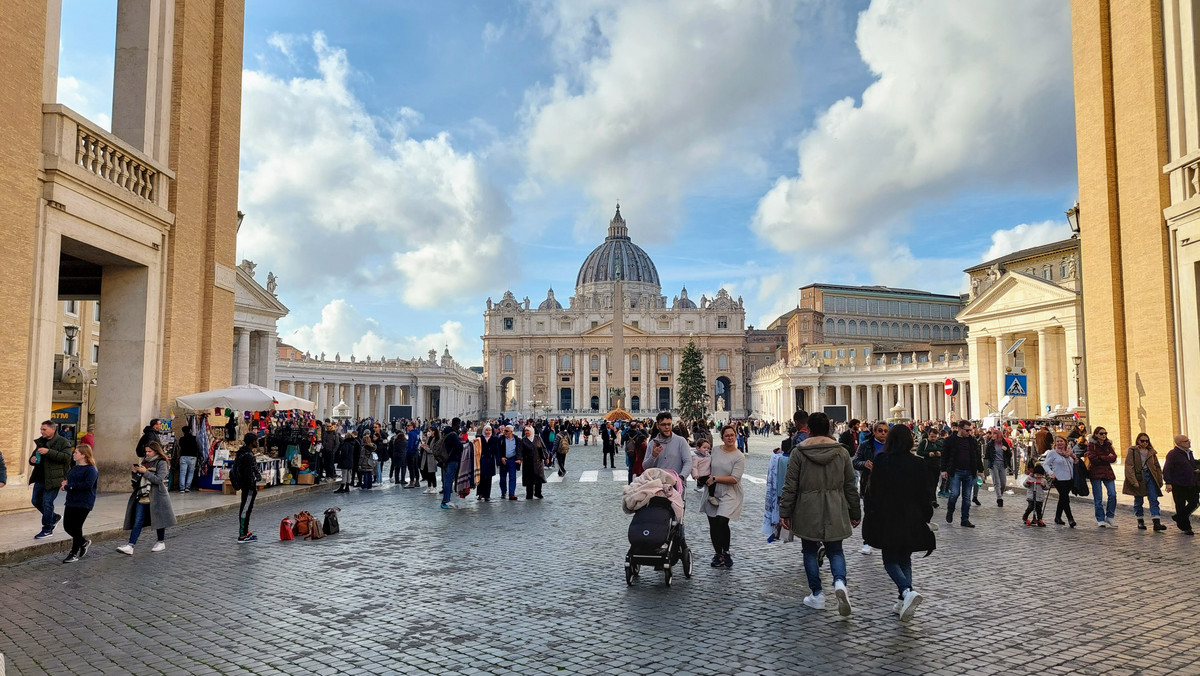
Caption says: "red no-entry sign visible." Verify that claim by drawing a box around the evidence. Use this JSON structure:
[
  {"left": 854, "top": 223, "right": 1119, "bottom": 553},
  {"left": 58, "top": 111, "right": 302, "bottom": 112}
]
[{"left": 944, "top": 378, "right": 959, "bottom": 396}]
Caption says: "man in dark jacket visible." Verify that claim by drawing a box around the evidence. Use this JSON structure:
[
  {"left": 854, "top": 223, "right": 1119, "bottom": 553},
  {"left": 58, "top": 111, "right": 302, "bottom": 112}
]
[
  {"left": 31, "top": 420, "right": 73, "bottom": 539},
  {"left": 234, "top": 433, "right": 262, "bottom": 543},
  {"left": 1163, "top": 434, "right": 1198, "bottom": 535},
  {"left": 441, "top": 418, "right": 464, "bottom": 508},
  {"left": 335, "top": 432, "right": 360, "bottom": 493},
  {"left": 177, "top": 425, "right": 202, "bottom": 493},
  {"left": 940, "top": 421, "right": 984, "bottom": 527},
  {"left": 135, "top": 419, "right": 162, "bottom": 458},
  {"left": 838, "top": 420, "right": 860, "bottom": 457},
  {"left": 320, "top": 422, "right": 340, "bottom": 484},
  {"left": 852, "top": 421, "right": 889, "bottom": 554}
]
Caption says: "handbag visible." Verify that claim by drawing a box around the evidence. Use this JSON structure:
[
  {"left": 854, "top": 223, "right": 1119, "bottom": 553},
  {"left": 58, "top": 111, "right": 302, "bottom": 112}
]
[
  {"left": 280, "top": 517, "right": 295, "bottom": 541},
  {"left": 323, "top": 507, "right": 341, "bottom": 535}
]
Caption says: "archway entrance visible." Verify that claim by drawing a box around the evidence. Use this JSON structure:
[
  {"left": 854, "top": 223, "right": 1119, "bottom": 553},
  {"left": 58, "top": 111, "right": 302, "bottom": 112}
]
[
  {"left": 658, "top": 387, "right": 671, "bottom": 411},
  {"left": 500, "top": 377, "right": 517, "bottom": 412},
  {"left": 560, "top": 387, "right": 572, "bottom": 411},
  {"left": 631, "top": 395, "right": 640, "bottom": 412},
  {"left": 714, "top": 376, "right": 731, "bottom": 412}
]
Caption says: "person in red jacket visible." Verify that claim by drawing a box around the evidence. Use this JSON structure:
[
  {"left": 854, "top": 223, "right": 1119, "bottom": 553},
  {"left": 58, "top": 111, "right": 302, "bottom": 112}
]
[{"left": 1085, "top": 427, "right": 1119, "bottom": 528}]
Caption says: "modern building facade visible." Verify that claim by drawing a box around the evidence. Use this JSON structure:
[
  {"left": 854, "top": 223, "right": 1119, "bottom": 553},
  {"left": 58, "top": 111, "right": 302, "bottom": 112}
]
[
  {"left": 958, "top": 239, "right": 1084, "bottom": 421},
  {"left": 1071, "top": 0, "right": 1191, "bottom": 449},
  {"left": 482, "top": 207, "right": 747, "bottom": 418},
  {"left": 1, "top": 0, "right": 245, "bottom": 504}
]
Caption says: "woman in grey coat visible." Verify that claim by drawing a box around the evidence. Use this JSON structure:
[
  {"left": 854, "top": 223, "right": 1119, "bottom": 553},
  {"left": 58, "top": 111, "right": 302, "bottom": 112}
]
[{"left": 118, "top": 441, "right": 177, "bottom": 555}]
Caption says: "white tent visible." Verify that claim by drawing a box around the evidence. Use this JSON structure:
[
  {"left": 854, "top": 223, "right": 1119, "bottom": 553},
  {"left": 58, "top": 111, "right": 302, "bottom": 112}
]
[{"left": 175, "top": 384, "right": 315, "bottom": 413}]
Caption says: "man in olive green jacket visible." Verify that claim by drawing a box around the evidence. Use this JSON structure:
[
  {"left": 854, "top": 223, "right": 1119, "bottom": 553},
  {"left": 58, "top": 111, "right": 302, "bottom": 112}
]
[
  {"left": 780, "top": 412, "right": 861, "bottom": 616},
  {"left": 30, "top": 420, "right": 73, "bottom": 538}
]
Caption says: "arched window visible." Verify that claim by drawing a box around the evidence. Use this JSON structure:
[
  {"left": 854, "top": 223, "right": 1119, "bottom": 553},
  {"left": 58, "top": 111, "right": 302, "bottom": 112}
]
[
  {"left": 631, "top": 395, "right": 640, "bottom": 411},
  {"left": 901, "top": 323, "right": 911, "bottom": 338},
  {"left": 847, "top": 320, "right": 856, "bottom": 334},
  {"left": 869, "top": 321, "right": 879, "bottom": 336},
  {"left": 659, "top": 352, "right": 669, "bottom": 370},
  {"left": 933, "top": 325, "right": 942, "bottom": 340},
  {"left": 561, "top": 353, "right": 571, "bottom": 370},
  {"left": 825, "top": 318, "right": 835, "bottom": 334},
  {"left": 590, "top": 396, "right": 600, "bottom": 411},
  {"left": 891, "top": 322, "right": 900, "bottom": 337},
  {"left": 837, "top": 319, "right": 846, "bottom": 334},
  {"left": 536, "top": 354, "right": 544, "bottom": 372},
  {"left": 952, "top": 326, "right": 961, "bottom": 340},
  {"left": 718, "top": 353, "right": 728, "bottom": 369},
  {"left": 922, "top": 324, "right": 931, "bottom": 340},
  {"left": 631, "top": 354, "right": 639, "bottom": 370},
  {"left": 591, "top": 354, "right": 599, "bottom": 371},
  {"left": 503, "top": 355, "right": 513, "bottom": 371}
]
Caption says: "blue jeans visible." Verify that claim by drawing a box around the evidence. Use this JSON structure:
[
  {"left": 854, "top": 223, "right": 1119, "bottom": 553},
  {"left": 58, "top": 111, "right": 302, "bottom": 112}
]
[
  {"left": 1091, "top": 478, "right": 1117, "bottom": 521},
  {"left": 179, "top": 456, "right": 197, "bottom": 490},
  {"left": 947, "top": 470, "right": 974, "bottom": 522},
  {"left": 442, "top": 461, "right": 459, "bottom": 504},
  {"left": 30, "top": 483, "right": 59, "bottom": 530},
  {"left": 573, "top": 430, "right": 580, "bottom": 444},
  {"left": 1133, "top": 470, "right": 1161, "bottom": 518},
  {"left": 375, "top": 460, "right": 384, "bottom": 485},
  {"left": 800, "top": 538, "right": 845, "bottom": 594},
  {"left": 881, "top": 549, "right": 913, "bottom": 598},
  {"left": 503, "top": 457, "right": 518, "bottom": 496},
  {"left": 128, "top": 502, "right": 163, "bottom": 545}
]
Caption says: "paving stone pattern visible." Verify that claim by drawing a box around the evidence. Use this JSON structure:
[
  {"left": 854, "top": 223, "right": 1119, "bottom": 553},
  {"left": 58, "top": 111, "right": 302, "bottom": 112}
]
[{"left": 1, "top": 438, "right": 1198, "bottom": 675}]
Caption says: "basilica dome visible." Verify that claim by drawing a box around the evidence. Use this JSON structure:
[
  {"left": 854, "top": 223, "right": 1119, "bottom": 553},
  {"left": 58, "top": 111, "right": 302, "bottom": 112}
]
[{"left": 575, "top": 206, "right": 661, "bottom": 294}]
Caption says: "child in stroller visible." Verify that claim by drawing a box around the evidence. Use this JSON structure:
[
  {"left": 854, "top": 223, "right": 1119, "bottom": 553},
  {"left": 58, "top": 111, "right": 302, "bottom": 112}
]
[{"left": 622, "top": 468, "right": 693, "bottom": 586}]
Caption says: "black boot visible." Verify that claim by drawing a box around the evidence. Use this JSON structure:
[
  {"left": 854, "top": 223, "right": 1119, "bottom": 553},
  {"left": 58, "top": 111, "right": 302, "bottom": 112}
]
[
  {"left": 1138, "top": 518, "right": 1147, "bottom": 530},
  {"left": 1153, "top": 518, "right": 1168, "bottom": 531}
]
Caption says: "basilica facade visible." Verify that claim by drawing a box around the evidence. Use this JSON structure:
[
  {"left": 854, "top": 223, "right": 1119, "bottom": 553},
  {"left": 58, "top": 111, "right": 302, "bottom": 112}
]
[{"left": 482, "top": 208, "right": 747, "bottom": 418}]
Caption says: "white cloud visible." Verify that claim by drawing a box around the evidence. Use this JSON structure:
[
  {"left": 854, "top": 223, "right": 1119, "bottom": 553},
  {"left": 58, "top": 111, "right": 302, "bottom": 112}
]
[
  {"left": 522, "top": 0, "right": 800, "bottom": 240},
  {"left": 237, "top": 33, "right": 511, "bottom": 309},
  {"left": 284, "top": 299, "right": 476, "bottom": 362},
  {"left": 482, "top": 22, "right": 506, "bottom": 47},
  {"left": 57, "top": 76, "right": 110, "bottom": 131},
  {"left": 979, "top": 220, "right": 1072, "bottom": 263},
  {"left": 753, "top": 0, "right": 1074, "bottom": 249}
]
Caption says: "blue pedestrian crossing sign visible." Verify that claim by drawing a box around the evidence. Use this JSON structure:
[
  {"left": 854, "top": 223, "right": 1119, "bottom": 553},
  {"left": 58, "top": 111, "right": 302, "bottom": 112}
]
[{"left": 1004, "top": 374, "right": 1027, "bottom": 397}]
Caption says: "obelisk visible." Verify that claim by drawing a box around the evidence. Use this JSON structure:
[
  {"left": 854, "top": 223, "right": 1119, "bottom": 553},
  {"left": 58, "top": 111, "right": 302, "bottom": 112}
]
[{"left": 611, "top": 251, "right": 624, "bottom": 410}]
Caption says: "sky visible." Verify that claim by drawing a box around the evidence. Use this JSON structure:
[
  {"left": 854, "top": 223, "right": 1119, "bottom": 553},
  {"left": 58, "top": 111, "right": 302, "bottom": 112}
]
[{"left": 56, "top": 0, "right": 1078, "bottom": 367}]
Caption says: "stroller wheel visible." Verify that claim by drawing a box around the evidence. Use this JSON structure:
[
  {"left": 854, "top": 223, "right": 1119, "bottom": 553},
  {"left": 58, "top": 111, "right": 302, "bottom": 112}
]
[
  {"left": 631, "top": 563, "right": 640, "bottom": 577},
  {"left": 625, "top": 565, "right": 633, "bottom": 586},
  {"left": 664, "top": 567, "right": 672, "bottom": 587},
  {"left": 682, "top": 548, "right": 693, "bottom": 579}
]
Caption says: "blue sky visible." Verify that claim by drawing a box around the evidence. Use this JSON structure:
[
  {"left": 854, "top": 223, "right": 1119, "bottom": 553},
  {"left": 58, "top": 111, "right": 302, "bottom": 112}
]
[{"left": 56, "top": 1, "right": 1077, "bottom": 366}]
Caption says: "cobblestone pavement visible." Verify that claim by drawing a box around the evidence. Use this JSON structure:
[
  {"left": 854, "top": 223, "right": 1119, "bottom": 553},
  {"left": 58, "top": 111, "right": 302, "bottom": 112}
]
[{"left": 1, "top": 436, "right": 1198, "bottom": 675}]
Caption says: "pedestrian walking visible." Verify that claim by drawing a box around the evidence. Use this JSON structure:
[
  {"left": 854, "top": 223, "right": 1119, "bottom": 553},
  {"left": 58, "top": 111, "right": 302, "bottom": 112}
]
[
  {"left": 1086, "top": 427, "right": 1119, "bottom": 528},
  {"left": 1041, "top": 436, "right": 1077, "bottom": 527},
  {"left": 60, "top": 444, "right": 98, "bottom": 563},
  {"left": 476, "top": 425, "right": 502, "bottom": 501},
  {"left": 780, "top": 412, "right": 861, "bottom": 616},
  {"left": 118, "top": 441, "right": 176, "bottom": 555},
  {"left": 1123, "top": 433, "right": 1168, "bottom": 532},
  {"left": 984, "top": 427, "right": 1012, "bottom": 506},
  {"left": 700, "top": 426, "right": 745, "bottom": 568},
  {"left": 853, "top": 421, "right": 889, "bottom": 553},
  {"left": 861, "top": 424, "right": 933, "bottom": 621},
  {"left": 29, "top": 420, "right": 72, "bottom": 539},
  {"left": 233, "top": 433, "right": 261, "bottom": 543},
  {"left": 519, "top": 425, "right": 546, "bottom": 500},
  {"left": 1163, "top": 434, "right": 1198, "bottom": 535},
  {"left": 441, "top": 418, "right": 464, "bottom": 508},
  {"left": 334, "top": 430, "right": 357, "bottom": 493},
  {"left": 940, "top": 420, "right": 984, "bottom": 528}
]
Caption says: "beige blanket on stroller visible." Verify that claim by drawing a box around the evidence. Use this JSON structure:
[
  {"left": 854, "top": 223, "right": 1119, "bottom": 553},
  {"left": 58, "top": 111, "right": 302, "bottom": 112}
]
[{"left": 622, "top": 467, "right": 684, "bottom": 520}]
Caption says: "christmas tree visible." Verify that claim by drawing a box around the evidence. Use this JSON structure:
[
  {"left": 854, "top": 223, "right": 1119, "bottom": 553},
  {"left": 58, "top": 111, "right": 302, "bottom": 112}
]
[{"left": 676, "top": 339, "right": 708, "bottom": 422}]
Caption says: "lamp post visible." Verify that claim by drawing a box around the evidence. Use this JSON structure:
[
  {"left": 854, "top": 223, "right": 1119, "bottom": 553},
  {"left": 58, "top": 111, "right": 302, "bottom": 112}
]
[
  {"left": 1066, "top": 202, "right": 1089, "bottom": 422},
  {"left": 1073, "top": 355, "right": 1083, "bottom": 408}
]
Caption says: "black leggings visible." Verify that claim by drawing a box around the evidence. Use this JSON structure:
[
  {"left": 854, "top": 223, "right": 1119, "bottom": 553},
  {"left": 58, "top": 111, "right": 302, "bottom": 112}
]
[
  {"left": 1053, "top": 479, "right": 1074, "bottom": 522},
  {"left": 708, "top": 515, "right": 731, "bottom": 554},
  {"left": 63, "top": 506, "right": 90, "bottom": 554},
  {"left": 239, "top": 487, "right": 257, "bottom": 537}
]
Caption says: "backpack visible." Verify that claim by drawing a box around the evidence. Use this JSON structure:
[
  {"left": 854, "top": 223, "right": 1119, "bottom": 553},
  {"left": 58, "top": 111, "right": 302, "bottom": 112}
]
[
  {"left": 323, "top": 507, "right": 341, "bottom": 535},
  {"left": 293, "top": 511, "right": 315, "bottom": 538},
  {"left": 432, "top": 435, "right": 449, "bottom": 466},
  {"left": 307, "top": 517, "right": 325, "bottom": 540},
  {"left": 280, "top": 517, "right": 295, "bottom": 541},
  {"left": 228, "top": 461, "right": 241, "bottom": 488},
  {"left": 558, "top": 435, "right": 569, "bottom": 454}
]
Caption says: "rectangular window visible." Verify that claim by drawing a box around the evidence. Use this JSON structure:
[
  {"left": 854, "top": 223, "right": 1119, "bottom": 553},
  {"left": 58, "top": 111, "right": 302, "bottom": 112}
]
[
  {"left": 834, "top": 297, "right": 846, "bottom": 313},
  {"left": 631, "top": 320, "right": 639, "bottom": 329},
  {"left": 536, "top": 321, "right": 544, "bottom": 331},
  {"left": 899, "top": 302, "right": 909, "bottom": 315},
  {"left": 864, "top": 348, "right": 871, "bottom": 356},
  {"left": 717, "top": 316, "right": 728, "bottom": 329},
  {"left": 91, "top": 342, "right": 99, "bottom": 363},
  {"left": 658, "top": 320, "right": 670, "bottom": 330},
  {"left": 631, "top": 355, "right": 639, "bottom": 369},
  {"left": 837, "top": 349, "right": 845, "bottom": 358},
  {"left": 93, "top": 301, "right": 100, "bottom": 319},
  {"left": 823, "top": 297, "right": 834, "bottom": 312},
  {"left": 503, "top": 317, "right": 513, "bottom": 330},
  {"left": 592, "top": 376, "right": 599, "bottom": 381},
  {"left": 849, "top": 349, "right": 856, "bottom": 358},
  {"left": 823, "top": 349, "right": 831, "bottom": 358},
  {"left": 591, "top": 320, "right": 599, "bottom": 329},
  {"left": 685, "top": 320, "right": 694, "bottom": 330},
  {"left": 631, "top": 376, "right": 639, "bottom": 382},
  {"left": 660, "top": 376, "right": 669, "bottom": 382},
  {"left": 560, "top": 320, "right": 571, "bottom": 330},
  {"left": 64, "top": 300, "right": 78, "bottom": 315},
  {"left": 561, "top": 377, "right": 570, "bottom": 382}
]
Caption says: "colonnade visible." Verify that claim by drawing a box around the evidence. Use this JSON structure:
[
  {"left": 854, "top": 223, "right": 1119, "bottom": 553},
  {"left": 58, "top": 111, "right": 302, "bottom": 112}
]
[
  {"left": 275, "top": 381, "right": 421, "bottom": 422},
  {"left": 755, "top": 378, "right": 973, "bottom": 424}
]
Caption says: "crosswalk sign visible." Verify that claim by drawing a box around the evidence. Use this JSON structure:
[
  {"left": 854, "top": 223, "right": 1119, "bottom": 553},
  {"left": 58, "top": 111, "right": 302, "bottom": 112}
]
[{"left": 1004, "top": 374, "right": 1027, "bottom": 397}]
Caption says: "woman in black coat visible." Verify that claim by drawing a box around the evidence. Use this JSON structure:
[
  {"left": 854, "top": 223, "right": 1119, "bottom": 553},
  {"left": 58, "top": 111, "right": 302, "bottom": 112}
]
[
  {"left": 334, "top": 432, "right": 359, "bottom": 494},
  {"left": 862, "top": 424, "right": 934, "bottom": 622},
  {"left": 518, "top": 426, "right": 545, "bottom": 500}
]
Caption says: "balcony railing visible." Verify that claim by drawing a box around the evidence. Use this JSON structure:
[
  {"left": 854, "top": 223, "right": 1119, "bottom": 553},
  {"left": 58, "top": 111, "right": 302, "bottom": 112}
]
[{"left": 42, "top": 104, "right": 173, "bottom": 211}]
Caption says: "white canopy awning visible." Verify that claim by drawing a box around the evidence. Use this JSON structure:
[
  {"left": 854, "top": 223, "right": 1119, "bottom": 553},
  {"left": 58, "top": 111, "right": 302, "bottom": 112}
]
[{"left": 175, "top": 384, "right": 315, "bottom": 413}]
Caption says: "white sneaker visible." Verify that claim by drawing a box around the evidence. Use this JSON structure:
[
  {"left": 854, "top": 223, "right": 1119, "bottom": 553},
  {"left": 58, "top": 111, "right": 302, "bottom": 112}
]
[
  {"left": 833, "top": 580, "right": 852, "bottom": 616},
  {"left": 151, "top": 541, "right": 166, "bottom": 552},
  {"left": 1105, "top": 518, "right": 1118, "bottom": 528},
  {"left": 1097, "top": 520, "right": 1108, "bottom": 528},
  {"left": 892, "top": 599, "right": 903, "bottom": 615},
  {"left": 899, "top": 589, "right": 923, "bottom": 621},
  {"left": 802, "top": 592, "right": 825, "bottom": 610},
  {"left": 860, "top": 544, "right": 873, "bottom": 555},
  {"left": 1004, "top": 489, "right": 1015, "bottom": 496},
  {"left": 116, "top": 544, "right": 134, "bottom": 556}
]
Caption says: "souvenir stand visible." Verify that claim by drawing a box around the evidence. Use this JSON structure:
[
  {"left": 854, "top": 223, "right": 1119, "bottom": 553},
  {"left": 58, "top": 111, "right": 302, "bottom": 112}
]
[{"left": 174, "top": 384, "right": 317, "bottom": 492}]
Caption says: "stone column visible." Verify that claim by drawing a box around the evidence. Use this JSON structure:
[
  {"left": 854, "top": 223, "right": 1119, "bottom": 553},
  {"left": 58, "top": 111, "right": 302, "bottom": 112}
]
[
  {"left": 1065, "top": 324, "right": 1082, "bottom": 409},
  {"left": 599, "top": 352, "right": 608, "bottom": 410},
  {"left": 521, "top": 350, "right": 532, "bottom": 414},
  {"left": 1037, "top": 329, "right": 1052, "bottom": 416},
  {"left": 641, "top": 350, "right": 650, "bottom": 412},
  {"left": 317, "top": 382, "right": 327, "bottom": 420},
  {"left": 867, "top": 385, "right": 878, "bottom": 422},
  {"left": 235, "top": 328, "right": 250, "bottom": 385},
  {"left": 995, "top": 334, "right": 1009, "bottom": 416}
]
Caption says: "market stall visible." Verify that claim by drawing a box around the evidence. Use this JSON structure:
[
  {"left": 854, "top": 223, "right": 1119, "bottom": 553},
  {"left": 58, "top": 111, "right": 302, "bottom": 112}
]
[{"left": 174, "top": 384, "right": 318, "bottom": 492}]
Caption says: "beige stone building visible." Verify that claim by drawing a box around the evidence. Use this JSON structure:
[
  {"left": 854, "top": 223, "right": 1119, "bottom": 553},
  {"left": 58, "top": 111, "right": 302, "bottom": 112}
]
[
  {"left": 1071, "top": 0, "right": 1192, "bottom": 450},
  {"left": 482, "top": 208, "right": 747, "bottom": 418},
  {"left": 0, "top": 0, "right": 245, "bottom": 504},
  {"left": 958, "top": 239, "right": 1084, "bottom": 421}
]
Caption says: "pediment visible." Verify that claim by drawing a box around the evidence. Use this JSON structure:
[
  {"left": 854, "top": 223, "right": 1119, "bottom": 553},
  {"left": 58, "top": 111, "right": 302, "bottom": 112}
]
[
  {"left": 580, "top": 320, "right": 650, "bottom": 337},
  {"left": 959, "top": 272, "right": 1077, "bottom": 322},
  {"left": 235, "top": 267, "right": 289, "bottom": 317}
]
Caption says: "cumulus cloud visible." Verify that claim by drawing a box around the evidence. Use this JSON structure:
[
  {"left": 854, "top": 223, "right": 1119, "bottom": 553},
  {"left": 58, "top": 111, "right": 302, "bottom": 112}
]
[
  {"left": 237, "top": 33, "right": 511, "bottom": 309},
  {"left": 57, "top": 76, "right": 111, "bottom": 131},
  {"left": 753, "top": 0, "right": 1074, "bottom": 249},
  {"left": 979, "top": 220, "right": 1072, "bottom": 263},
  {"left": 522, "top": 0, "right": 800, "bottom": 239},
  {"left": 284, "top": 299, "right": 476, "bottom": 362}
]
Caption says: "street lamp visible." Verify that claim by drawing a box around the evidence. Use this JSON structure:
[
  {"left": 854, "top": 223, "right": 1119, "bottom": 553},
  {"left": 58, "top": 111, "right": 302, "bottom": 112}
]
[
  {"left": 1073, "top": 355, "right": 1083, "bottom": 408},
  {"left": 1066, "top": 202, "right": 1080, "bottom": 234}
]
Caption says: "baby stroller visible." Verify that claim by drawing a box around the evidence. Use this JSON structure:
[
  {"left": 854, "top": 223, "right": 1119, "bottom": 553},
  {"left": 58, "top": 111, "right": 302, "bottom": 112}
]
[{"left": 624, "top": 496, "right": 692, "bottom": 586}]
